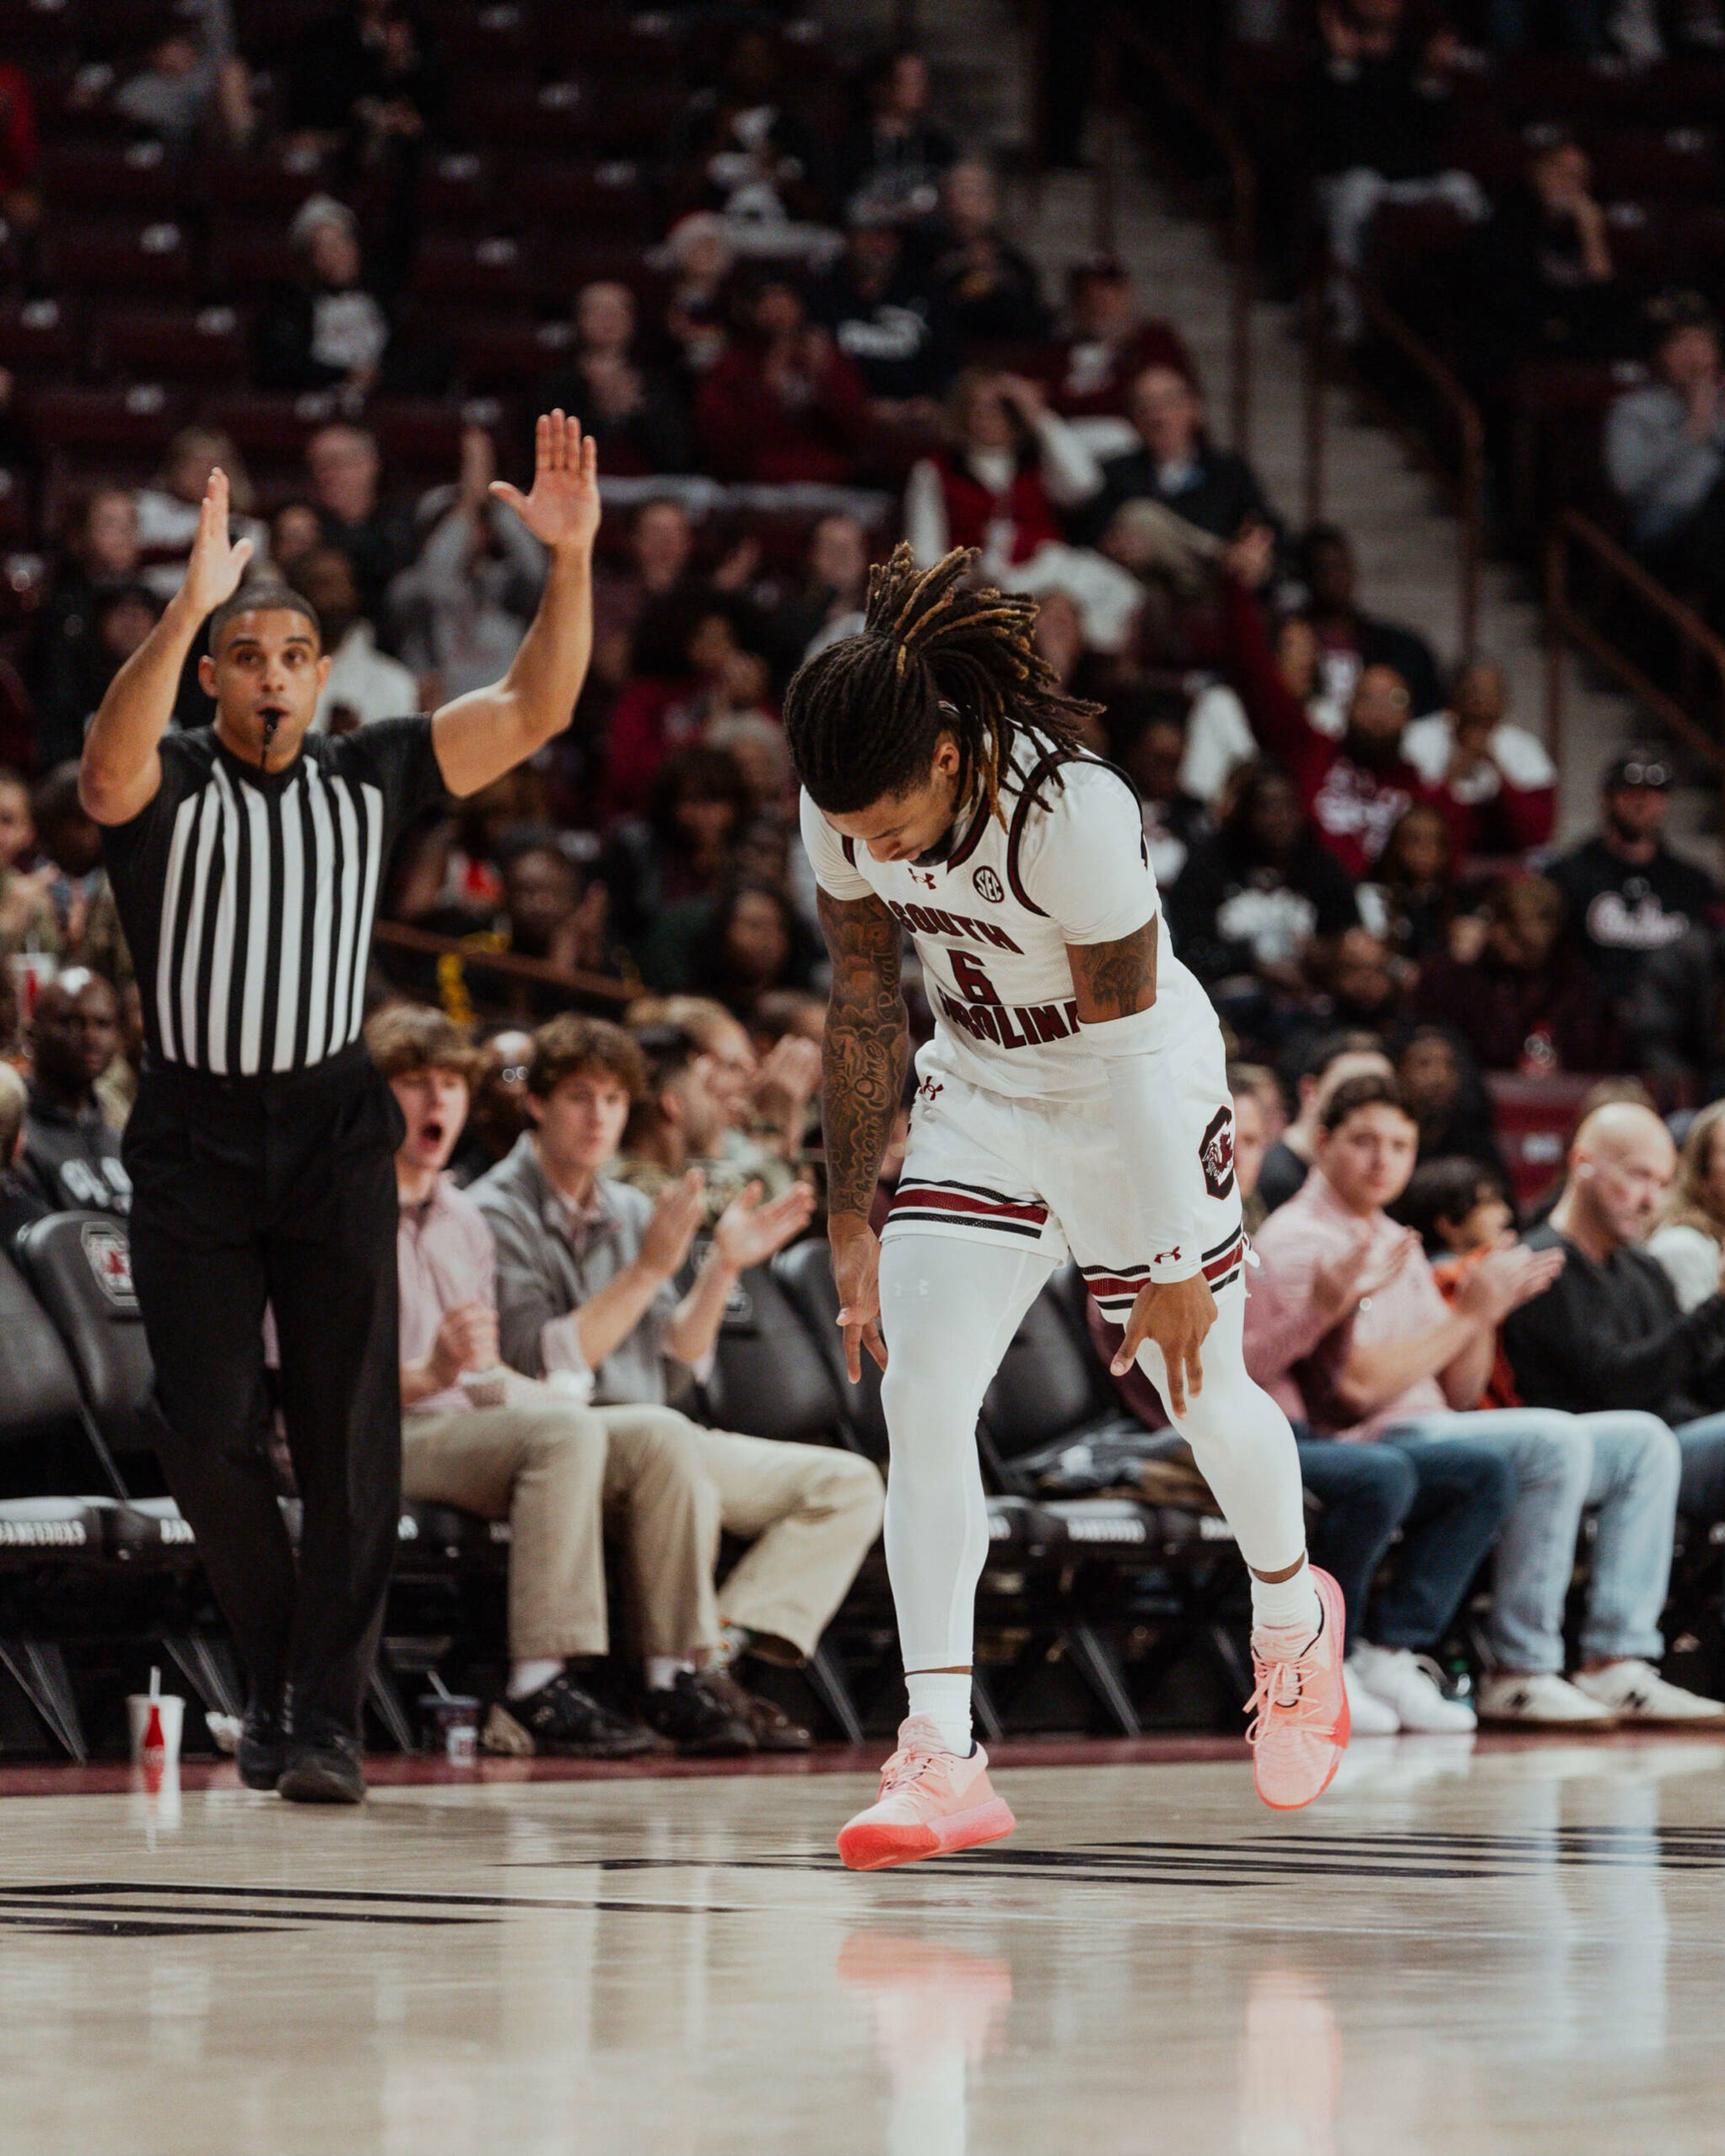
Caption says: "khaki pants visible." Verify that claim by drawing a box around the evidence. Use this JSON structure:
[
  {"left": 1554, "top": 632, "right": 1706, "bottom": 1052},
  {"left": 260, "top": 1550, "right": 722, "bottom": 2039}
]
[
  {"left": 592, "top": 1406, "right": 884, "bottom": 1662},
  {"left": 402, "top": 1392, "right": 882, "bottom": 1665}
]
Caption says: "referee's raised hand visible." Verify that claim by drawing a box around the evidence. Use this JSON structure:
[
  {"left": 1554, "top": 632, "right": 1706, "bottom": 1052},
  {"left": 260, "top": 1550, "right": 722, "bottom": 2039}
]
[
  {"left": 183, "top": 466, "right": 256, "bottom": 619},
  {"left": 487, "top": 409, "right": 600, "bottom": 556}
]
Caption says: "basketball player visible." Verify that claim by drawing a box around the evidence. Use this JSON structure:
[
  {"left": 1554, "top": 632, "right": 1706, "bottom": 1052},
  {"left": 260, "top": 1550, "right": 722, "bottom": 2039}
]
[
  {"left": 79, "top": 412, "right": 598, "bottom": 1803},
  {"left": 786, "top": 547, "right": 1349, "bottom": 1871}
]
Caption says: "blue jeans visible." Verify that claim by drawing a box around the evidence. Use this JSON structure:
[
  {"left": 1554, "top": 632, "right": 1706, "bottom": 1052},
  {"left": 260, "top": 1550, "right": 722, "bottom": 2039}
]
[
  {"left": 1671, "top": 1412, "right": 1725, "bottom": 1526},
  {"left": 1298, "top": 1430, "right": 1514, "bottom": 1653},
  {"left": 1380, "top": 1409, "right": 1681, "bottom": 1674}
]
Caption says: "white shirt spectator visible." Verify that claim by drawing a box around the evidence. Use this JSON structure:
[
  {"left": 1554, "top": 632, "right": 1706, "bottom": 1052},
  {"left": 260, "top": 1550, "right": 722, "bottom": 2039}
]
[
  {"left": 311, "top": 620, "right": 420, "bottom": 735},
  {"left": 1400, "top": 711, "right": 1556, "bottom": 805}
]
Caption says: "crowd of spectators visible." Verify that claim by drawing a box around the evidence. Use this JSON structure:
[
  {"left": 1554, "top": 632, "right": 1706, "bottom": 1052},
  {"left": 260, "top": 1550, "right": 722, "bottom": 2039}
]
[{"left": 4, "top": 4, "right": 1725, "bottom": 1745}]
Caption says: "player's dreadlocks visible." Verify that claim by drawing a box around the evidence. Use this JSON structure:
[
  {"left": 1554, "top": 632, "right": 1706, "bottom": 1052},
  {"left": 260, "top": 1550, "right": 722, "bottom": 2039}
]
[{"left": 783, "top": 544, "right": 1104, "bottom": 824}]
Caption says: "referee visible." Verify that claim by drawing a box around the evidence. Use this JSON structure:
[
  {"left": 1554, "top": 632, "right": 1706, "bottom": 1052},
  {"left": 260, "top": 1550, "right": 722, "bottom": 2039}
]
[{"left": 80, "top": 412, "right": 600, "bottom": 1803}]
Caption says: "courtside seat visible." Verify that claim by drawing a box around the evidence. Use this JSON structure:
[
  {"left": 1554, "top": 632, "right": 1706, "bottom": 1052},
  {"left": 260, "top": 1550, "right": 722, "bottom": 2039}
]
[
  {"left": 702, "top": 1260, "right": 854, "bottom": 1447},
  {"left": 105, "top": 1494, "right": 199, "bottom": 1564},
  {"left": 979, "top": 1274, "right": 1124, "bottom": 1498},
  {"left": 397, "top": 1501, "right": 509, "bottom": 1567},
  {"left": 0, "top": 1496, "right": 119, "bottom": 1562},
  {"left": 0, "top": 1245, "right": 94, "bottom": 1449},
  {"left": 771, "top": 1237, "right": 886, "bottom": 1459},
  {"left": 14, "top": 1212, "right": 155, "bottom": 1467}
]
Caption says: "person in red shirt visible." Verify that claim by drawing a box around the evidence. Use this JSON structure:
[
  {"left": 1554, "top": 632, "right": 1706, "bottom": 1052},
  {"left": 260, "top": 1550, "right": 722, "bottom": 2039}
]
[
  {"left": 1039, "top": 257, "right": 1198, "bottom": 420},
  {"left": 696, "top": 278, "right": 872, "bottom": 486},
  {"left": 1222, "top": 566, "right": 1462, "bottom": 879},
  {"left": 0, "top": 67, "right": 39, "bottom": 233}
]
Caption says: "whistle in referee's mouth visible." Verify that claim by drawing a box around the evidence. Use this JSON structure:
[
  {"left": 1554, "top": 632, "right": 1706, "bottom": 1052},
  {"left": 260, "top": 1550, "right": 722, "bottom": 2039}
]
[{"left": 260, "top": 708, "right": 284, "bottom": 769}]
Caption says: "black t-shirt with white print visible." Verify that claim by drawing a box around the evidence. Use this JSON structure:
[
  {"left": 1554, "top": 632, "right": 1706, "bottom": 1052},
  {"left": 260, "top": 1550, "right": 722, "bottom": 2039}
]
[{"left": 101, "top": 717, "right": 447, "bottom": 1078}]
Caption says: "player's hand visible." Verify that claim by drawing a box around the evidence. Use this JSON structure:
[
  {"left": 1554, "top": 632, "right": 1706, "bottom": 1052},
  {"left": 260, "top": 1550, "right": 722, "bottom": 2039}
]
[
  {"left": 489, "top": 409, "right": 600, "bottom": 555},
  {"left": 429, "top": 1301, "right": 499, "bottom": 1388},
  {"left": 1113, "top": 1271, "right": 1217, "bottom": 1419},
  {"left": 640, "top": 1169, "right": 708, "bottom": 1280},
  {"left": 712, "top": 1178, "right": 818, "bottom": 1273},
  {"left": 830, "top": 1210, "right": 887, "bottom": 1381},
  {"left": 181, "top": 467, "right": 254, "bottom": 620}
]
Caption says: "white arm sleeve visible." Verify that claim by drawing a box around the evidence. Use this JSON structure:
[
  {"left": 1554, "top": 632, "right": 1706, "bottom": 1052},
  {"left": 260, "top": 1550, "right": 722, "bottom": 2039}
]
[
  {"left": 1022, "top": 761, "right": 1206, "bottom": 1283},
  {"left": 799, "top": 788, "right": 874, "bottom": 903}
]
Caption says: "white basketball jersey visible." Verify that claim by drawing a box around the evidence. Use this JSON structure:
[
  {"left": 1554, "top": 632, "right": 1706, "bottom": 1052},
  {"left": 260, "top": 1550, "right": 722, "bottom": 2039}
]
[{"left": 801, "top": 743, "right": 1220, "bottom": 1103}]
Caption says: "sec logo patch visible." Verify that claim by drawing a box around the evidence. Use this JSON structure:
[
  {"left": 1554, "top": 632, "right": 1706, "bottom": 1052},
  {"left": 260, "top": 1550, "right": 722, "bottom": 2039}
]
[{"left": 973, "top": 866, "right": 1004, "bottom": 903}]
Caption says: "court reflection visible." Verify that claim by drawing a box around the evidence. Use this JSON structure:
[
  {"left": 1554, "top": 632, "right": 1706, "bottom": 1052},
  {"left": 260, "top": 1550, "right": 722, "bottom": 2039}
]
[{"left": 838, "top": 1930, "right": 1013, "bottom": 2156}]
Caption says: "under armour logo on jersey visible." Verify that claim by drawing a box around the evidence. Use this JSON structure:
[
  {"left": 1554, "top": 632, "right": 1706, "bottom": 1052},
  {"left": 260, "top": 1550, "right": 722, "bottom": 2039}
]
[
  {"left": 972, "top": 866, "right": 1004, "bottom": 903},
  {"left": 916, "top": 1075, "right": 944, "bottom": 1107},
  {"left": 910, "top": 868, "right": 938, "bottom": 889}
]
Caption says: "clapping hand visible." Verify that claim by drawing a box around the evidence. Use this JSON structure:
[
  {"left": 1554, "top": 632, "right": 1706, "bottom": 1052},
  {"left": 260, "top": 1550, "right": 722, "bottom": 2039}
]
[{"left": 713, "top": 1179, "right": 818, "bottom": 1273}]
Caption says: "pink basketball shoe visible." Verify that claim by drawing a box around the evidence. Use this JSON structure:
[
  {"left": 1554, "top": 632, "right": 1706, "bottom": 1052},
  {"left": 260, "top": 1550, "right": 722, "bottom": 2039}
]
[
  {"left": 837, "top": 1717, "right": 1017, "bottom": 1872},
  {"left": 1247, "top": 1566, "right": 1351, "bottom": 1811}
]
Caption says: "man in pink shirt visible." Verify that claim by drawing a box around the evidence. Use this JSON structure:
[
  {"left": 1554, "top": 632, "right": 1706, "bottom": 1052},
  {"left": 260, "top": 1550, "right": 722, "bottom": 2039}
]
[
  {"left": 1250, "top": 1072, "right": 1703, "bottom": 1728},
  {"left": 372, "top": 1002, "right": 817, "bottom": 1760}
]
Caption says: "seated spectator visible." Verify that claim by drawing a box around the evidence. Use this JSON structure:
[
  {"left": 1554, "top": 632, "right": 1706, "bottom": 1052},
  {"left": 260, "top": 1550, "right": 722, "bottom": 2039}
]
[
  {"left": 20, "top": 968, "right": 130, "bottom": 1216},
  {"left": 1257, "top": 1035, "right": 1393, "bottom": 1215},
  {"left": 491, "top": 841, "right": 619, "bottom": 1014},
  {"left": 1300, "top": 524, "right": 1441, "bottom": 722},
  {"left": 926, "top": 159, "right": 1049, "bottom": 349},
  {"left": 1251, "top": 1074, "right": 1715, "bottom": 1727},
  {"left": 271, "top": 501, "right": 323, "bottom": 580},
  {"left": 31, "top": 764, "right": 130, "bottom": 988},
  {"left": 448, "top": 1028, "right": 534, "bottom": 1188},
  {"left": 1116, "top": 702, "right": 1211, "bottom": 889},
  {"left": 615, "top": 1021, "right": 782, "bottom": 1226},
  {"left": 294, "top": 546, "right": 417, "bottom": 735},
  {"left": 1547, "top": 750, "right": 1721, "bottom": 1030},
  {"left": 135, "top": 430, "right": 266, "bottom": 596},
  {"left": 1603, "top": 294, "right": 1725, "bottom": 607},
  {"left": 472, "top": 1016, "right": 882, "bottom": 1745},
  {"left": 1395, "top": 1024, "right": 1507, "bottom": 1179},
  {"left": 1504, "top": 1103, "right": 1725, "bottom": 1529},
  {"left": 0, "top": 1062, "right": 46, "bottom": 1249},
  {"left": 390, "top": 429, "right": 546, "bottom": 704},
  {"left": 392, "top": 767, "right": 539, "bottom": 927},
  {"left": 675, "top": 26, "right": 822, "bottom": 227},
  {"left": 1078, "top": 364, "right": 1277, "bottom": 549},
  {"left": 601, "top": 746, "right": 754, "bottom": 980},
  {"left": 1398, "top": 661, "right": 1556, "bottom": 858},
  {"left": 1365, "top": 804, "right": 1458, "bottom": 962},
  {"left": 696, "top": 279, "right": 871, "bottom": 487},
  {"left": 257, "top": 195, "right": 422, "bottom": 404},
  {"left": 1399, "top": 1154, "right": 1514, "bottom": 1269},
  {"left": 836, "top": 48, "right": 953, "bottom": 228},
  {"left": 1648, "top": 1099, "right": 1725, "bottom": 1312},
  {"left": 694, "top": 880, "right": 817, "bottom": 1019},
  {"left": 903, "top": 371, "right": 1136, "bottom": 648},
  {"left": 630, "top": 991, "right": 820, "bottom": 1184},
  {"left": 0, "top": 768, "right": 55, "bottom": 963},
  {"left": 377, "top": 1004, "right": 674, "bottom": 1757},
  {"left": 809, "top": 213, "right": 952, "bottom": 426},
  {"left": 1419, "top": 874, "right": 1617, "bottom": 1075},
  {"left": 286, "top": 0, "right": 445, "bottom": 167},
  {"left": 770, "top": 513, "right": 872, "bottom": 674},
  {"left": 604, "top": 609, "right": 774, "bottom": 823},
  {"left": 1308, "top": 0, "right": 1486, "bottom": 343},
  {"left": 658, "top": 212, "right": 736, "bottom": 385},
  {"left": 534, "top": 281, "right": 695, "bottom": 478},
  {"left": 1040, "top": 256, "right": 1197, "bottom": 425},
  {"left": 591, "top": 499, "right": 716, "bottom": 694},
  {"left": 29, "top": 489, "right": 143, "bottom": 768},
  {"left": 1166, "top": 759, "right": 1361, "bottom": 995},
  {"left": 1460, "top": 132, "right": 1626, "bottom": 380},
  {"left": 306, "top": 424, "right": 416, "bottom": 631},
  {"left": 114, "top": 0, "right": 254, "bottom": 149}
]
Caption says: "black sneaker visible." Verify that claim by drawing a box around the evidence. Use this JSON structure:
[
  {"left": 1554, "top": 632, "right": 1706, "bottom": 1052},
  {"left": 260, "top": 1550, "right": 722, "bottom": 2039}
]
[
  {"left": 485, "top": 1673, "right": 668, "bottom": 1760},
  {"left": 238, "top": 1704, "right": 287, "bottom": 1791},
  {"left": 642, "top": 1669, "right": 757, "bottom": 1756},
  {"left": 278, "top": 1726, "right": 366, "bottom": 1805}
]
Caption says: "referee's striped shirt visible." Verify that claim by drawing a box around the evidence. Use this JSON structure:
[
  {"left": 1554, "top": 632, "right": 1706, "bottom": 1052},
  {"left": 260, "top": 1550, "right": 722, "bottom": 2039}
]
[{"left": 102, "top": 719, "right": 447, "bottom": 1078}]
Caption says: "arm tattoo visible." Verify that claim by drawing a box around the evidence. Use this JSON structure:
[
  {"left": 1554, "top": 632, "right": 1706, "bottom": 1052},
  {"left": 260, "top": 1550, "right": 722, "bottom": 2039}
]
[
  {"left": 1067, "top": 916, "right": 1158, "bottom": 1023},
  {"left": 818, "top": 885, "right": 909, "bottom": 1220}
]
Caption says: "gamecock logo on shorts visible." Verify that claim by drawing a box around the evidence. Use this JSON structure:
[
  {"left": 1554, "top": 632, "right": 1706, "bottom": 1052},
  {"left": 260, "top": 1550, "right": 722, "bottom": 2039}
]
[
  {"left": 1200, "top": 1106, "right": 1236, "bottom": 1201},
  {"left": 972, "top": 866, "right": 1004, "bottom": 903}
]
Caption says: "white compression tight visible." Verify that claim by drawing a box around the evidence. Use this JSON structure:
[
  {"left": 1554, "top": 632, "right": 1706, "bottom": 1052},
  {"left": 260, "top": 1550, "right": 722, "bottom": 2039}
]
[{"left": 877, "top": 1237, "right": 1311, "bottom": 1671}]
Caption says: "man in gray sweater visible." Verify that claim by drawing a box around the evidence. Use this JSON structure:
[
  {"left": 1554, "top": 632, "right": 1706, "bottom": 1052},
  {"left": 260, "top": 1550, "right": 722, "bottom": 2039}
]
[{"left": 1604, "top": 296, "right": 1725, "bottom": 601}]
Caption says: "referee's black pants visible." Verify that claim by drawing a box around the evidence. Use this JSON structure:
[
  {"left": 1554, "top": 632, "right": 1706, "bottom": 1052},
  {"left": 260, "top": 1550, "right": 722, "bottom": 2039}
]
[{"left": 123, "top": 1043, "right": 405, "bottom": 1743}]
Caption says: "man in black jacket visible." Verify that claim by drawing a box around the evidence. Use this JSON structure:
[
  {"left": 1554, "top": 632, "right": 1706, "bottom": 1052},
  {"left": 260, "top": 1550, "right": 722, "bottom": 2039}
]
[
  {"left": 1501, "top": 1100, "right": 1725, "bottom": 1526},
  {"left": 1075, "top": 363, "right": 1277, "bottom": 551}
]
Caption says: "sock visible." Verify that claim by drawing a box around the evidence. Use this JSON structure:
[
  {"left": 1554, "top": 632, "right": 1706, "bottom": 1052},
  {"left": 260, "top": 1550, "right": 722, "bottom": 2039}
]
[
  {"left": 507, "top": 1658, "right": 565, "bottom": 1701},
  {"left": 712, "top": 1623, "right": 753, "bottom": 1671},
  {"left": 646, "top": 1656, "right": 696, "bottom": 1693},
  {"left": 905, "top": 1670, "right": 973, "bottom": 1755},
  {"left": 1251, "top": 1558, "right": 1322, "bottom": 1639}
]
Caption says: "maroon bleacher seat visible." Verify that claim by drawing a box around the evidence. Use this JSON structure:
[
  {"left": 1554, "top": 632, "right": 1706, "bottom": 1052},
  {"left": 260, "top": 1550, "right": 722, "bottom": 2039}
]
[
  {"left": 40, "top": 138, "right": 191, "bottom": 217},
  {"left": 1486, "top": 1073, "right": 1596, "bottom": 1211},
  {"left": 432, "top": 311, "right": 573, "bottom": 395},
  {"left": 200, "top": 390, "right": 331, "bottom": 464},
  {"left": 206, "top": 217, "right": 297, "bottom": 302},
  {"left": 542, "top": 10, "right": 684, "bottom": 74},
  {"left": 507, "top": 159, "right": 658, "bottom": 238},
  {"left": 0, "top": 0, "right": 82, "bottom": 59},
  {"left": 93, "top": 302, "right": 251, "bottom": 384},
  {"left": 0, "top": 297, "right": 84, "bottom": 380},
  {"left": 203, "top": 150, "right": 340, "bottom": 222},
  {"left": 412, "top": 152, "right": 501, "bottom": 235},
  {"left": 1590, "top": 126, "right": 1722, "bottom": 205},
  {"left": 28, "top": 381, "right": 187, "bottom": 457},
  {"left": 409, "top": 230, "right": 545, "bottom": 307},
  {"left": 45, "top": 215, "right": 196, "bottom": 297}
]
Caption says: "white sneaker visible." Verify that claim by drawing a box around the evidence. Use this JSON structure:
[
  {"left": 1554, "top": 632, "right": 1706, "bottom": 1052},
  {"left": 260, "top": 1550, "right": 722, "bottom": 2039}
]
[
  {"left": 1349, "top": 1644, "right": 1476, "bottom": 1734},
  {"left": 1343, "top": 1659, "right": 1401, "bottom": 1736},
  {"left": 1570, "top": 1660, "right": 1725, "bottom": 1725},
  {"left": 1476, "top": 1672, "right": 1617, "bottom": 1727}
]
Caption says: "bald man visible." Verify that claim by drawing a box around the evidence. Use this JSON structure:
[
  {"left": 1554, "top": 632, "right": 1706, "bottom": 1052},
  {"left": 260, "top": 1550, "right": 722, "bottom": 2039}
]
[
  {"left": 1503, "top": 1103, "right": 1725, "bottom": 1687},
  {"left": 21, "top": 967, "right": 131, "bottom": 1217}
]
